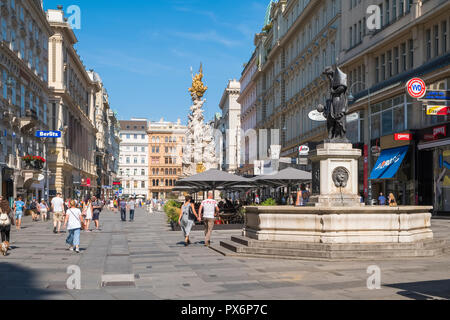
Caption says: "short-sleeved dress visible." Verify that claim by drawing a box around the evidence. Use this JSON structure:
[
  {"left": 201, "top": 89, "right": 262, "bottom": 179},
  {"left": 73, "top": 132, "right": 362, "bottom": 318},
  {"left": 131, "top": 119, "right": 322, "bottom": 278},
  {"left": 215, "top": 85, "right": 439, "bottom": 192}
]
[{"left": 180, "top": 203, "right": 195, "bottom": 237}]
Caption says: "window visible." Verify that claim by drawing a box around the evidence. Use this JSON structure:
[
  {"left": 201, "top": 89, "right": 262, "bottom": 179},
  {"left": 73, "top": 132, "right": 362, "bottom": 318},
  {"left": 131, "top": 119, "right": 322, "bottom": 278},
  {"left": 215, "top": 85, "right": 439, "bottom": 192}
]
[
  {"left": 381, "top": 54, "right": 386, "bottom": 81},
  {"left": 380, "top": 4, "right": 383, "bottom": 27},
  {"left": 141, "top": 169, "right": 145, "bottom": 176},
  {"left": 141, "top": 157, "right": 145, "bottom": 164},
  {"left": 20, "top": 84, "right": 25, "bottom": 116},
  {"left": 1, "top": 19, "right": 6, "bottom": 41},
  {"left": 443, "top": 21, "right": 448, "bottom": 53},
  {"left": 392, "top": 0, "right": 397, "bottom": 20},
  {"left": 401, "top": 43, "right": 407, "bottom": 71},
  {"left": 375, "top": 57, "right": 380, "bottom": 83},
  {"left": 434, "top": 25, "right": 439, "bottom": 57},
  {"left": 394, "top": 47, "right": 399, "bottom": 75},
  {"left": 385, "top": 0, "right": 390, "bottom": 25},
  {"left": 134, "top": 146, "right": 138, "bottom": 152},
  {"left": 387, "top": 50, "right": 392, "bottom": 77},
  {"left": 408, "top": 39, "right": 414, "bottom": 68},
  {"left": 141, "top": 134, "right": 145, "bottom": 139},
  {"left": 126, "top": 157, "right": 130, "bottom": 164},
  {"left": 141, "top": 181, "right": 145, "bottom": 188},
  {"left": 134, "top": 158, "right": 138, "bottom": 164}
]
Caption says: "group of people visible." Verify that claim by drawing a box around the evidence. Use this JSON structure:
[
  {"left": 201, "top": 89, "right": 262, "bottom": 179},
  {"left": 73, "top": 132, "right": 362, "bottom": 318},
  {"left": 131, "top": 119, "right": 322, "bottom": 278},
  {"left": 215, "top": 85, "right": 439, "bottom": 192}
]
[
  {"left": 178, "top": 192, "right": 219, "bottom": 247},
  {"left": 378, "top": 192, "right": 398, "bottom": 207}
]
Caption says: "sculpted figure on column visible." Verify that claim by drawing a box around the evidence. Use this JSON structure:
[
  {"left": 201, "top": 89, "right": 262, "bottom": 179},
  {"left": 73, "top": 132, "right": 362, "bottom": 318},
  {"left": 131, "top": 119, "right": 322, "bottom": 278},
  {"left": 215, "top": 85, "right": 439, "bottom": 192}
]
[{"left": 317, "top": 66, "right": 349, "bottom": 142}]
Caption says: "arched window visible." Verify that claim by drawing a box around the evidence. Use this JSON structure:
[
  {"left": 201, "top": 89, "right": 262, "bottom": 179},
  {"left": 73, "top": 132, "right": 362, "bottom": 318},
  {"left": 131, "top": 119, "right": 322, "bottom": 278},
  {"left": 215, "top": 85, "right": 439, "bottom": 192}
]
[{"left": 165, "top": 168, "right": 169, "bottom": 175}]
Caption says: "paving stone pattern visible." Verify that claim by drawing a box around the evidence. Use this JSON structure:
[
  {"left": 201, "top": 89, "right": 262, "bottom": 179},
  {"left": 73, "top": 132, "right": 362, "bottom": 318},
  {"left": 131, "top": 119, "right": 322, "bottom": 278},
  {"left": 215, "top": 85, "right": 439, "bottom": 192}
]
[{"left": 1, "top": 208, "right": 449, "bottom": 300}]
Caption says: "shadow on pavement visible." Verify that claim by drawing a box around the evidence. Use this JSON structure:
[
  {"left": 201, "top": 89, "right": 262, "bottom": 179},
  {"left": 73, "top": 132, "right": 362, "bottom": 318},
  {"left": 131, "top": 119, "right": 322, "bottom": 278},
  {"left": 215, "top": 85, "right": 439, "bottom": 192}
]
[
  {"left": 0, "top": 263, "right": 57, "bottom": 300},
  {"left": 385, "top": 279, "right": 450, "bottom": 300}
]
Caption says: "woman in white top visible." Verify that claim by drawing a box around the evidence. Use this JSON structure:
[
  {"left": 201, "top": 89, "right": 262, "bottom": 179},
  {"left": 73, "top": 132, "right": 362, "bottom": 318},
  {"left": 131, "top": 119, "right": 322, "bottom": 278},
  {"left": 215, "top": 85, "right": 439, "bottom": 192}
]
[
  {"left": 82, "top": 197, "right": 93, "bottom": 232},
  {"left": 63, "top": 200, "right": 84, "bottom": 253}
]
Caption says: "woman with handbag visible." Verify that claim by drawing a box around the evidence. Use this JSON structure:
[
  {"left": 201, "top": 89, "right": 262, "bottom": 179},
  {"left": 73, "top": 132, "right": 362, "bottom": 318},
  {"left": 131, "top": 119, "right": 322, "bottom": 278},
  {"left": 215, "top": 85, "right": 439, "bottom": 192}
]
[
  {"left": 178, "top": 196, "right": 200, "bottom": 246},
  {"left": 63, "top": 200, "right": 85, "bottom": 254}
]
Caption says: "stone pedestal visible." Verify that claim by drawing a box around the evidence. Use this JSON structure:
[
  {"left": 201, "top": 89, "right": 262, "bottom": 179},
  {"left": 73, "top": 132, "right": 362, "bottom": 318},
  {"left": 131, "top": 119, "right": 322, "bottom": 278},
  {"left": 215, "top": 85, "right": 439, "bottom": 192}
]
[{"left": 309, "top": 143, "right": 363, "bottom": 207}]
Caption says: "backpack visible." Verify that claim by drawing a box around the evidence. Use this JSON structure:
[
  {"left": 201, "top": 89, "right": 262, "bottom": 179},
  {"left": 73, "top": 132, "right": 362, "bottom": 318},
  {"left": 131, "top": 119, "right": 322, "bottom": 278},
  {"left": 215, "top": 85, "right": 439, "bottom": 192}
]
[{"left": 0, "top": 211, "right": 11, "bottom": 226}]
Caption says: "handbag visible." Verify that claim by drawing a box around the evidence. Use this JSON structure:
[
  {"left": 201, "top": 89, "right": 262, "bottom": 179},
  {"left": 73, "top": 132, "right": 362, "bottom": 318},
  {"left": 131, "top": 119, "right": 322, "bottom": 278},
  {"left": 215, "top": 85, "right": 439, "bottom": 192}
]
[{"left": 68, "top": 209, "right": 86, "bottom": 230}]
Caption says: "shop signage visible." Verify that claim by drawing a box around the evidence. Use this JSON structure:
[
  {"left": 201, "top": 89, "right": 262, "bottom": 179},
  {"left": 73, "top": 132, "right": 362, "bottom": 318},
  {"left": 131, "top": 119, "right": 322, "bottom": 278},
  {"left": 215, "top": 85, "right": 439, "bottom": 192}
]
[
  {"left": 298, "top": 145, "right": 310, "bottom": 156},
  {"left": 406, "top": 78, "right": 427, "bottom": 99},
  {"left": 35, "top": 131, "right": 62, "bottom": 138},
  {"left": 81, "top": 178, "right": 91, "bottom": 187},
  {"left": 308, "top": 110, "right": 326, "bottom": 121},
  {"left": 433, "top": 126, "right": 447, "bottom": 139},
  {"left": 419, "top": 90, "right": 450, "bottom": 102},
  {"left": 426, "top": 106, "right": 450, "bottom": 116},
  {"left": 371, "top": 146, "right": 381, "bottom": 154},
  {"left": 395, "top": 133, "right": 412, "bottom": 141}
]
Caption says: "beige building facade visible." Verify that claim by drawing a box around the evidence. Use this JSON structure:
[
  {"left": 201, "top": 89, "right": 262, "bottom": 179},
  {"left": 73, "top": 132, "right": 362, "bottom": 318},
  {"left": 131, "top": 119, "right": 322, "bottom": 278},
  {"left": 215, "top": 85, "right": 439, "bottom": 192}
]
[
  {"left": 46, "top": 7, "right": 98, "bottom": 199},
  {"left": 148, "top": 119, "right": 186, "bottom": 199}
]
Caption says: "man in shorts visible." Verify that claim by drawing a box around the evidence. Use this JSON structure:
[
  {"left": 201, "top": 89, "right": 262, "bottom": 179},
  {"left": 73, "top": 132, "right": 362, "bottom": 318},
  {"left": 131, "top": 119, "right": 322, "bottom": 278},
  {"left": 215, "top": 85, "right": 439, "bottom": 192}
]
[
  {"left": 51, "top": 193, "right": 65, "bottom": 234},
  {"left": 13, "top": 196, "right": 25, "bottom": 231},
  {"left": 199, "top": 192, "right": 219, "bottom": 247}
]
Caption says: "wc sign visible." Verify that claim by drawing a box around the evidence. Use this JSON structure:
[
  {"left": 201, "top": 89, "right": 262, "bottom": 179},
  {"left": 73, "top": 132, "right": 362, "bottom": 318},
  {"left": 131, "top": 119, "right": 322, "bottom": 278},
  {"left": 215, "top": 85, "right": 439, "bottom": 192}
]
[{"left": 406, "top": 78, "right": 427, "bottom": 99}]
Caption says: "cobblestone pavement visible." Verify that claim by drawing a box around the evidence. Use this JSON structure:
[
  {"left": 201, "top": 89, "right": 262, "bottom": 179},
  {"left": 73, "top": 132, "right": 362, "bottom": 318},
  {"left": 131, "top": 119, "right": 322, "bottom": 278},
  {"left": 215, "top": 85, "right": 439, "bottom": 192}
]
[{"left": 1, "top": 208, "right": 449, "bottom": 300}]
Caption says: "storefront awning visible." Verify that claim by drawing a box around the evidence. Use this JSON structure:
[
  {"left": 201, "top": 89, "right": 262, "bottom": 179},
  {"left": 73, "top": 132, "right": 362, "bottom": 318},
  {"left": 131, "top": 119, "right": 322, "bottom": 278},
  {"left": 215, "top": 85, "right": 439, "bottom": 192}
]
[{"left": 369, "top": 146, "right": 409, "bottom": 180}]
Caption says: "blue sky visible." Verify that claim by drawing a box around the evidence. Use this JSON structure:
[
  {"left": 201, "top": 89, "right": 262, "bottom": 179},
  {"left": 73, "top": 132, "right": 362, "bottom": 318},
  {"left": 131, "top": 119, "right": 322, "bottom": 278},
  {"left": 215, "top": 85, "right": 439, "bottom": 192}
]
[{"left": 43, "top": 0, "right": 268, "bottom": 124}]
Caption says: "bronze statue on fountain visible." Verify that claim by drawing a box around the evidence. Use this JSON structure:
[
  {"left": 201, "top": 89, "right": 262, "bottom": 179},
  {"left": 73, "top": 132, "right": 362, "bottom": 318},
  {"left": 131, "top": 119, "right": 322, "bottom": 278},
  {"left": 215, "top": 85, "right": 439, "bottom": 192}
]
[{"left": 317, "top": 66, "right": 349, "bottom": 143}]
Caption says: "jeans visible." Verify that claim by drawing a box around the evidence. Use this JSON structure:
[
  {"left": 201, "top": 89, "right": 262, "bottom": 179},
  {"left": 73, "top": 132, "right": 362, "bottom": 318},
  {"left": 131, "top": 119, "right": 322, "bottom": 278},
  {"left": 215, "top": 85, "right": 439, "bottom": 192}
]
[
  {"left": 66, "top": 228, "right": 81, "bottom": 247},
  {"left": 121, "top": 208, "right": 126, "bottom": 221},
  {"left": 129, "top": 210, "right": 135, "bottom": 221},
  {"left": 0, "top": 225, "right": 11, "bottom": 242}
]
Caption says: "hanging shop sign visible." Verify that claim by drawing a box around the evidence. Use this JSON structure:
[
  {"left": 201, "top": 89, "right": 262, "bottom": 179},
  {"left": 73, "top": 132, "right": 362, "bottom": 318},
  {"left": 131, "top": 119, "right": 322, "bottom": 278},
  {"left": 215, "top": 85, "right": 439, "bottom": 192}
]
[
  {"left": 35, "top": 131, "right": 62, "bottom": 138},
  {"left": 406, "top": 78, "right": 427, "bottom": 99},
  {"left": 426, "top": 106, "right": 450, "bottom": 116},
  {"left": 418, "top": 90, "right": 450, "bottom": 102},
  {"left": 394, "top": 133, "right": 413, "bottom": 141},
  {"left": 298, "top": 145, "right": 310, "bottom": 156}
]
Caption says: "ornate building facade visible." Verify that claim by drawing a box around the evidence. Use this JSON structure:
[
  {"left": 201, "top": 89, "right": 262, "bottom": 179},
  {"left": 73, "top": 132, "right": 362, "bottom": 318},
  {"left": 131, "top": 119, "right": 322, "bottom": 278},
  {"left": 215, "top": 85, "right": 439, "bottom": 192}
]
[
  {"left": 0, "top": 0, "right": 53, "bottom": 203},
  {"left": 148, "top": 119, "right": 186, "bottom": 199},
  {"left": 46, "top": 7, "right": 98, "bottom": 199}
]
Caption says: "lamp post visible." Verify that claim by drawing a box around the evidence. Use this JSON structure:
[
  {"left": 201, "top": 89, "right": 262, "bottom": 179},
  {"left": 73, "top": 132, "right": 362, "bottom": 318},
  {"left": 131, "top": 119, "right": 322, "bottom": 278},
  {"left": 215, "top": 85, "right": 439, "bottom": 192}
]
[{"left": 348, "top": 82, "right": 372, "bottom": 205}]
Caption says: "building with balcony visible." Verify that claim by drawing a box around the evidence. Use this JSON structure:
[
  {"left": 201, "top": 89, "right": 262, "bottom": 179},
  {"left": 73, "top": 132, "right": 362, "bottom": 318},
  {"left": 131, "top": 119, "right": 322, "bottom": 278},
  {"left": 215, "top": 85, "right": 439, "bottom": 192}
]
[
  {"left": 46, "top": 6, "right": 98, "bottom": 199},
  {"left": 0, "top": 0, "right": 53, "bottom": 203},
  {"left": 147, "top": 119, "right": 186, "bottom": 199},
  {"left": 118, "top": 119, "right": 149, "bottom": 199},
  {"left": 88, "top": 70, "right": 120, "bottom": 199}
]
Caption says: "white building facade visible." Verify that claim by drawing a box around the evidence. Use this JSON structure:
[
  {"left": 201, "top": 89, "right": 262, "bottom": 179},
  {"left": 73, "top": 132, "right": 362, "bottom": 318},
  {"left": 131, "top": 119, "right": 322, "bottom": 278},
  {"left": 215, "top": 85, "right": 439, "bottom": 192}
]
[{"left": 118, "top": 119, "right": 149, "bottom": 199}]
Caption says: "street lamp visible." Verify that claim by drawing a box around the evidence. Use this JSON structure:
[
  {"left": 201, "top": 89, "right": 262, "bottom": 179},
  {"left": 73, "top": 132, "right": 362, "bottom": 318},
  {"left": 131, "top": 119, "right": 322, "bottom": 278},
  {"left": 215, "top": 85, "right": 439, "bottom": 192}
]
[{"left": 348, "top": 81, "right": 373, "bottom": 205}]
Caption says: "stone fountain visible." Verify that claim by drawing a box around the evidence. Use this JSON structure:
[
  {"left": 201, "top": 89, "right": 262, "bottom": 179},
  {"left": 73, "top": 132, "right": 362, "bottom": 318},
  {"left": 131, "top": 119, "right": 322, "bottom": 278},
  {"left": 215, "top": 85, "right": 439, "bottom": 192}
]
[{"left": 212, "top": 66, "right": 445, "bottom": 260}]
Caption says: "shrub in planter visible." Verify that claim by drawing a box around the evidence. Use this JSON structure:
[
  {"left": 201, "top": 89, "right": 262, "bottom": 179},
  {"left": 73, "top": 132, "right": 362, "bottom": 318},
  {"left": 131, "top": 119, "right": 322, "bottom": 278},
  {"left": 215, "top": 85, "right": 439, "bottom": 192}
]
[{"left": 261, "top": 198, "right": 277, "bottom": 206}]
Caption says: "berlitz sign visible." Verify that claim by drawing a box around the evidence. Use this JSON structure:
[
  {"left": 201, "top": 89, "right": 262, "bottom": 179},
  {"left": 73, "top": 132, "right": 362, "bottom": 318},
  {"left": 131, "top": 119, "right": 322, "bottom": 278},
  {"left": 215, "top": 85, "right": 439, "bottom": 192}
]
[{"left": 36, "top": 131, "right": 62, "bottom": 138}]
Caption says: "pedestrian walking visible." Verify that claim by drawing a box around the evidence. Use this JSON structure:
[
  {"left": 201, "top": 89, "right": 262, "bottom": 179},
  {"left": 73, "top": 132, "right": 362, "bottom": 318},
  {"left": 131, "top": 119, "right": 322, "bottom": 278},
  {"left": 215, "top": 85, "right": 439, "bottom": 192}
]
[
  {"left": 199, "top": 192, "right": 219, "bottom": 247},
  {"left": 30, "top": 198, "right": 39, "bottom": 222},
  {"left": 82, "top": 197, "right": 93, "bottom": 232},
  {"left": 39, "top": 199, "right": 49, "bottom": 222},
  {"left": 63, "top": 200, "right": 84, "bottom": 254},
  {"left": 13, "top": 196, "right": 25, "bottom": 231},
  {"left": 91, "top": 196, "right": 103, "bottom": 231},
  {"left": 178, "top": 196, "right": 200, "bottom": 246},
  {"left": 0, "top": 196, "right": 14, "bottom": 256},
  {"left": 127, "top": 197, "right": 136, "bottom": 222},
  {"left": 119, "top": 198, "right": 127, "bottom": 221},
  {"left": 51, "top": 193, "right": 65, "bottom": 234}
]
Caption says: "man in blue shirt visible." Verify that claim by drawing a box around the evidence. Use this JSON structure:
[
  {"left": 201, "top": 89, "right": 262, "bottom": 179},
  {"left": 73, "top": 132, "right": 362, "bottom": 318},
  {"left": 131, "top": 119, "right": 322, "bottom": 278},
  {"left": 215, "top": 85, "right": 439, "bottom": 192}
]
[
  {"left": 378, "top": 193, "right": 387, "bottom": 206},
  {"left": 14, "top": 196, "right": 25, "bottom": 230}
]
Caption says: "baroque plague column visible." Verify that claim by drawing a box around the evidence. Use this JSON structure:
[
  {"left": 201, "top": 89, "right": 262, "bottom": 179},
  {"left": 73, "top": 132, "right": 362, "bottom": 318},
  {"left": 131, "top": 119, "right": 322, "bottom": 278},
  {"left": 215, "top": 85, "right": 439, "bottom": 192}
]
[{"left": 182, "top": 65, "right": 218, "bottom": 177}]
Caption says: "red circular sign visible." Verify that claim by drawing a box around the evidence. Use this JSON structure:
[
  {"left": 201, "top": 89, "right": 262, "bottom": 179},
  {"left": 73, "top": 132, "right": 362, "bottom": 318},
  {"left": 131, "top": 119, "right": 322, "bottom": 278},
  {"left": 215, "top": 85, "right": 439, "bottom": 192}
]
[{"left": 406, "top": 78, "right": 426, "bottom": 99}]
